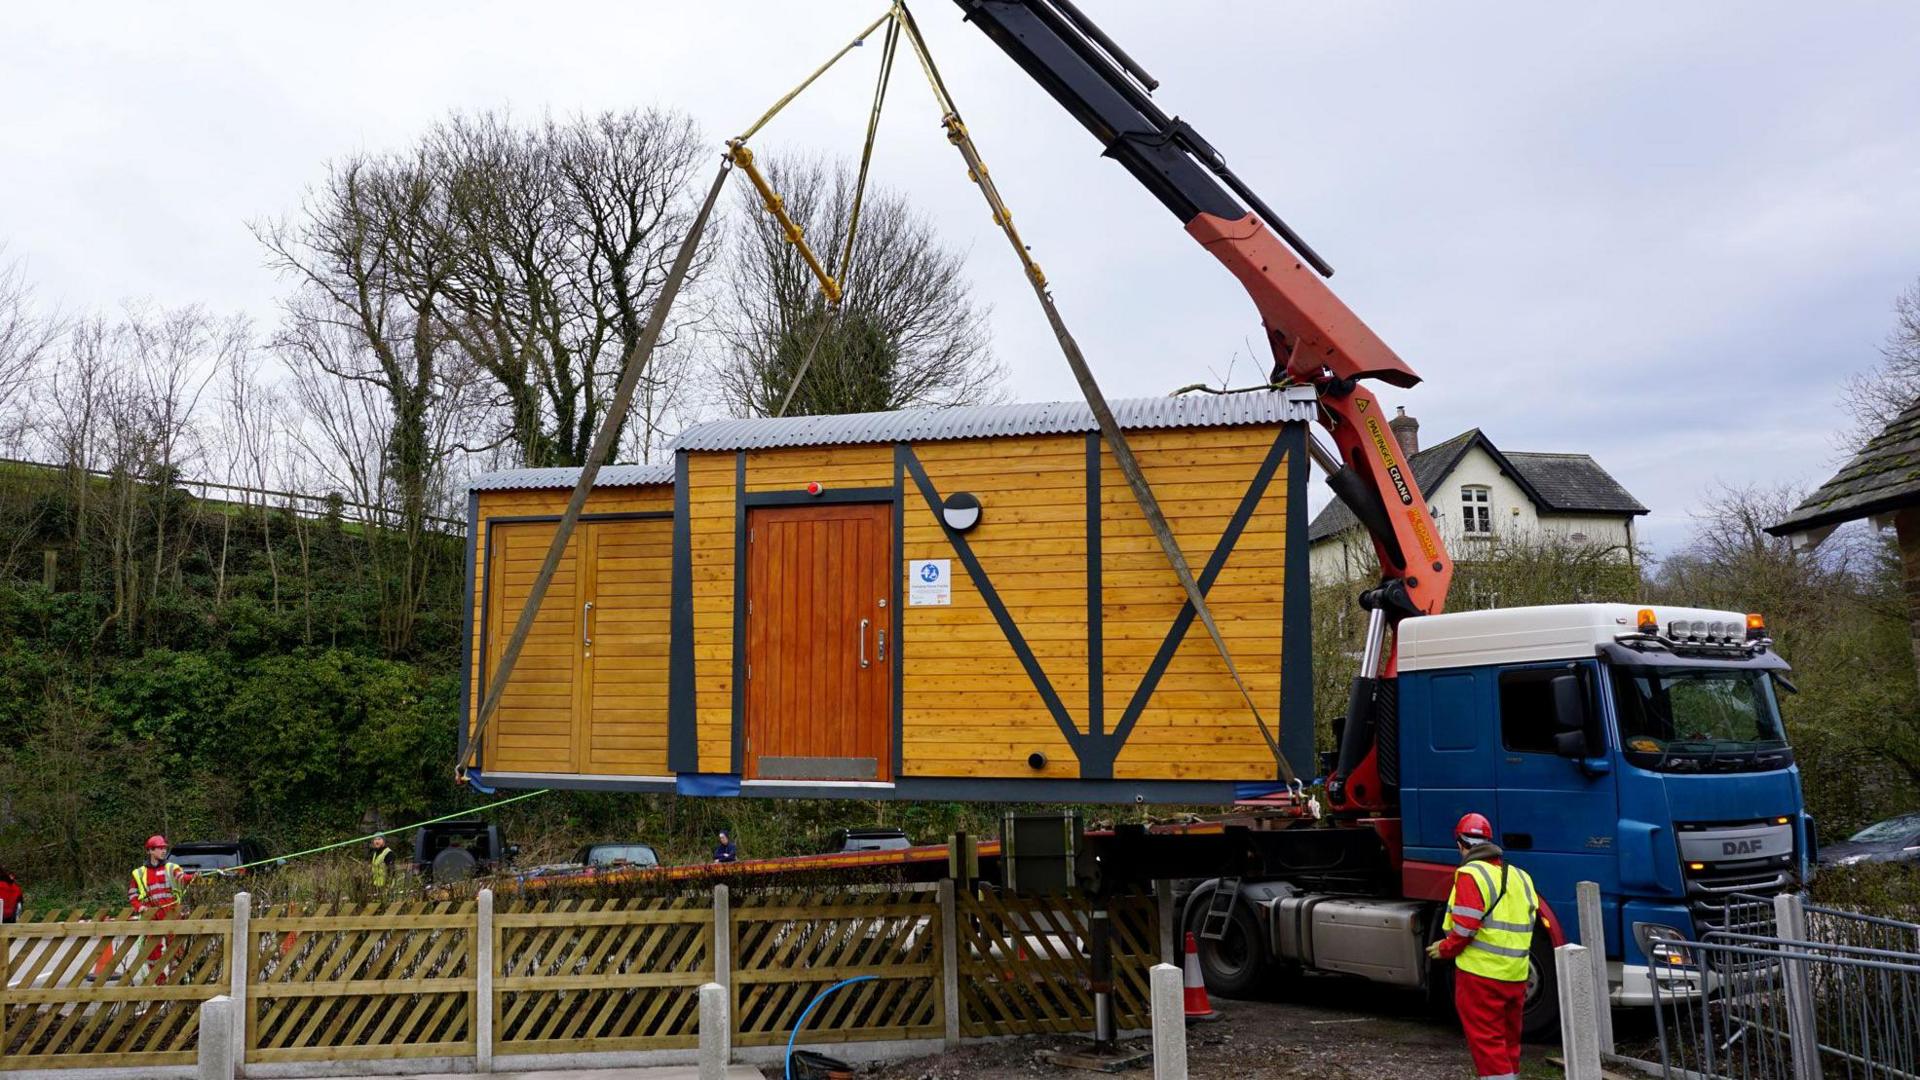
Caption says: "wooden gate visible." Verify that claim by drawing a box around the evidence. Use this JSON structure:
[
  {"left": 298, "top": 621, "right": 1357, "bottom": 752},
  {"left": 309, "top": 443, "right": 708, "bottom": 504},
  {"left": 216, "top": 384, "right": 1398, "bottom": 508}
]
[
  {"left": 494, "top": 896, "right": 710, "bottom": 1054},
  {"left": 0, "top": 907, "right": 230, "bottom": 1070},
  {"left": 247, "top": 902, "right": 475, "bottom": 1063},
  {"left": 956, "top": 890, "right": 1157, "bottom": 1037},
  {"left": 744, "top": 502, "right": 894, "bottom": 782},
  {"left": 731, "top": 888, "right": 941, "bottom": 1047}
]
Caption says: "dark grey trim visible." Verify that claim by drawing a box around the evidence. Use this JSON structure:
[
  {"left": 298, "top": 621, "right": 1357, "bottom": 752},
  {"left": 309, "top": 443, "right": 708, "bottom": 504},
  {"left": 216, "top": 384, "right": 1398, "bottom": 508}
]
[
  {"left": 892, "top": 445, "right": 906, "bottom": 780},
  {"left": 741, "top": 485, "right": 897, "bottom": 507},
  {"left": 458, "top": 491, "right": 480, "bottom": 770},
  {"left": 730, "top": 452, "right": 748, "bottom": 776},
  {"left": 1109, "top": 426, "right": 1293, "bottom": 749},
  {"left": 473, "top": 771, "right": 679, "bottom": 795},
  {"left": 470, "top": 770, "right": 1247, "bottom": 805},
  {"left": 1279, "top": 425, "right": 1314, "bottom": 779},
  {"left": 902, "top": 447, "right": 1085, "bottom": 755},
  {"left": 667, "top": 451, "right": 698, "bottom": 773},
  {"left": 1084, "top": 432, "right": 1108, "bottom": 777}
]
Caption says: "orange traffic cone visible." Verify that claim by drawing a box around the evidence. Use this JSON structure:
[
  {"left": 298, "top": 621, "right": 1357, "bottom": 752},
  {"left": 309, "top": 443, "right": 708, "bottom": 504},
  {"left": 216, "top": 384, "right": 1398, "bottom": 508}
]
[
  {"left": 1182, "top": 931, "right": 1218, "bottom": 1022},
  {"left": 91, "top": 918, "right": 115, "bottom": 979}
]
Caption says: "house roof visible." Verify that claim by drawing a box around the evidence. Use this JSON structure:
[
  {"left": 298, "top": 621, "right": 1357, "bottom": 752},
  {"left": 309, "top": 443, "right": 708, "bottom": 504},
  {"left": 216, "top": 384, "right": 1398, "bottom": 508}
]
[
  {"left": 671, "top": 388, "right": 1317, "bottom": 452},
  {"left": 1306, "top": 429, "right": 1647, "bottom": 543},
  {"left": 1767, "top": 397, "right": 1920, "bottom": 539},
  {"left": 470, "top": 389, "right": 1318, "bottom": 492}
]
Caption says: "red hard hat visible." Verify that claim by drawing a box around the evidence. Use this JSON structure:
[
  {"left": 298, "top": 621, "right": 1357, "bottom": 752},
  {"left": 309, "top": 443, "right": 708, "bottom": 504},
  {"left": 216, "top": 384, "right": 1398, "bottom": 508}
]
[
  {"left": 146, "top": 835, "right": 169, "bottom": 849},
  {"left": 1454, "top": 813, "right": 1493, "bottom": 843}
]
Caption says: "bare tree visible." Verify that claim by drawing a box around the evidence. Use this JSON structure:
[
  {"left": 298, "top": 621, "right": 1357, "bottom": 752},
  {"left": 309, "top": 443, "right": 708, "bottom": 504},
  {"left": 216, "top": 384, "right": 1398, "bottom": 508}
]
[
  {"left": 257, "top": 153, "right": 467, "bottom": 654},
  {"left": 0, "top": 250, "right": 58, "bottom": 452},
  {"left": 430, "top": 108, "right": 711, "bottom": 466},
  {"left": 1839, "top": 277, "right": 1920, "bottom": 451},
  {"left": 714, "top": 156, "right": 1004, "bottom": 417}
]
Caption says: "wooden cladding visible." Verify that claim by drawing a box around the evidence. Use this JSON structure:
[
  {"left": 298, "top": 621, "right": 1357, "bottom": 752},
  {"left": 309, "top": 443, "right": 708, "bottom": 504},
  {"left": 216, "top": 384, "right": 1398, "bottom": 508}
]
[
  {"left": 473, "top": 502, "right": 672, "bottom": 776},
  {"left": 463, "top": 418, "right": 1308, "bottom": 796}
]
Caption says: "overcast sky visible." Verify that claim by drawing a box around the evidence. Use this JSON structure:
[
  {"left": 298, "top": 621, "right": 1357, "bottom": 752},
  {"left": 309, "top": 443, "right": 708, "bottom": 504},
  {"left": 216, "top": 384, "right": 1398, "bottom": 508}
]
[{"left": 4, "top": 2, "right": 1917, "bottom": 554}]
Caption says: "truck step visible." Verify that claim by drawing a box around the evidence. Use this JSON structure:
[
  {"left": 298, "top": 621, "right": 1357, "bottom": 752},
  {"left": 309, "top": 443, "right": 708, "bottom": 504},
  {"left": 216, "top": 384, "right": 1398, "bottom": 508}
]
[{"left": 1199, "top": 877, "right": 1242, "bottom": 941}]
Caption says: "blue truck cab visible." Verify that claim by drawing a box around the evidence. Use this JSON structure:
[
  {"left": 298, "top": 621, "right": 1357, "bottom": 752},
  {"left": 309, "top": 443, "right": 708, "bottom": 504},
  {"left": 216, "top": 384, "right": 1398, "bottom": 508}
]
[{"left": 1395, "top": 602, "right": 1807, "bottom": 1004}]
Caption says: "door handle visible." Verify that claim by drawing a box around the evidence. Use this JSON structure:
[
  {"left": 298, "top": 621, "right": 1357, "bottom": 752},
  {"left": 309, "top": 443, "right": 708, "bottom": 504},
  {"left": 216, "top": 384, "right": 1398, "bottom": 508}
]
[
  {"left": 583, "top": 601, "right": 594, "bottom": 652},
  {"left": 877, "top": 627, "right": 886, "bottom": 663},
  {"left": 858, "top": 618, "right": 871, "bottom": 669}
]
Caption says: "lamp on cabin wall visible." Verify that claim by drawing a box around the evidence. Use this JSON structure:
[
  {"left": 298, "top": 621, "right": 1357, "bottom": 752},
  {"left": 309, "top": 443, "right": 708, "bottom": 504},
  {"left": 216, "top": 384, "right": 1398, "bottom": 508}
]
[{"left": 942, "top": 492, "right": 982, "bottom": 531}]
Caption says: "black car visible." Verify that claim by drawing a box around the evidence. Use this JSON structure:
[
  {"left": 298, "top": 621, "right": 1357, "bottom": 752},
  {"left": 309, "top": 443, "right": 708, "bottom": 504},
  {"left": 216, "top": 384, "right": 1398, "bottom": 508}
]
[
  {"left": 824, "top": 827, "right": 913, "bottom": 853},
  {"left": 1819, "top": 811, "right": 1920, "bottom": 868},
  {"left": 170, "top": 839, "right": 277, "bottom": 879},
  {"left": 414, "top": 821, "right": 518, "bottom": 883}
]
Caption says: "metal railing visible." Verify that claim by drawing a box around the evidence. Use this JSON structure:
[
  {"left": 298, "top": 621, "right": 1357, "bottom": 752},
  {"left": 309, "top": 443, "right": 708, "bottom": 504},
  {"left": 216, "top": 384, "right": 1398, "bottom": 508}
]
[{"left": 1633, "top": 894, "right": 1920, "bottom": 1080}]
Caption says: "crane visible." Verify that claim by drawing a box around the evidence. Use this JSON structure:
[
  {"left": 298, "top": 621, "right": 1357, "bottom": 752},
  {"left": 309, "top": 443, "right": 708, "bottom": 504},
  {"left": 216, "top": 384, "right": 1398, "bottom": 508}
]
[{"left": 948, "top": 0, "right": 1452, "bottom": 814}]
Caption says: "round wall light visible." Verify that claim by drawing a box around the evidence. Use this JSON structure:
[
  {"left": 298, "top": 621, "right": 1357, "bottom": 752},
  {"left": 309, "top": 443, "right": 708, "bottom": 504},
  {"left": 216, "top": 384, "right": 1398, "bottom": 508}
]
[{"left": 942, "top": 491, "right": 982, "bottom": 531}]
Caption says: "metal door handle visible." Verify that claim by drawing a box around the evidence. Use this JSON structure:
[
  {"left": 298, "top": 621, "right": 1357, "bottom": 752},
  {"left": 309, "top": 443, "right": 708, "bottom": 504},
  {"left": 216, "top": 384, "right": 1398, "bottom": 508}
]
[
  {"left": 877, "top": 628, "right": 886, "bottom": 663},
  {"left": 858, "top": 618, "right": 871, "bottom": 669},
  {"left": 583, "top": 601, "right": 594, "bottom": 652}
]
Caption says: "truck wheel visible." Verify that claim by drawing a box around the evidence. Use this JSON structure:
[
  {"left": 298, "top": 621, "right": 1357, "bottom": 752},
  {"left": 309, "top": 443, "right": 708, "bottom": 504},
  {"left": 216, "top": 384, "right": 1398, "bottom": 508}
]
[
  {"left": 1520, "top": 927, "right": 1560, "bottom": 1040},
  {"left": 429, "top": 848, "right": 476, "bottom": 884},
  {"left": 1191, "top": 901, "right": 1267, "bottom": 998}
]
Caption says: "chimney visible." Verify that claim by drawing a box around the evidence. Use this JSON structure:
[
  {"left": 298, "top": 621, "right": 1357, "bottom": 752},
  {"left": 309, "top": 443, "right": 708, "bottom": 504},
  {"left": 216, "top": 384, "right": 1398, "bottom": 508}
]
[{"left": 1389, "top": 406, "right": 1419, "bottom": 457}]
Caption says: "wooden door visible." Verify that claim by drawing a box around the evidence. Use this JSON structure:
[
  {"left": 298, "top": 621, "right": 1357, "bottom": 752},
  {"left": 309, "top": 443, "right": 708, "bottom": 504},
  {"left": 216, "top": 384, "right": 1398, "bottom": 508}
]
[
  {"left": 744, "top": 503, "right": 893, "bottom": 781},
  {"left": 484, "top": 522, "right": 586, "bottom": 773},
  {"left": 583, "top": 517, "right": 673, "bottom": 774}
]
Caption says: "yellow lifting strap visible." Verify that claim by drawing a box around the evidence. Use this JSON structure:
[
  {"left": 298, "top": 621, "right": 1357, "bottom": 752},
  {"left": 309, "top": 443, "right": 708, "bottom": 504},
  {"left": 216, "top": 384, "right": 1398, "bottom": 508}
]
[
  {"left": 892, "top": 3, "right": 1291, "bottom": 781},
  {"left": 729, "top": 142, "right": 843, "bottom": 305}
]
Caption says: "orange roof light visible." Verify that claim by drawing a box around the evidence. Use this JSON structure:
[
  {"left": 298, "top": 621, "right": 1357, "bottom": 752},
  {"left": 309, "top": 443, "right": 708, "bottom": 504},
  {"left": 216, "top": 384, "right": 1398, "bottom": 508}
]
[
  {"left": 1637, "top": 608, "right": 1658, "bottom": 634},
  {"left": 1747, "top": 613, "right": 1767, "bottom": 640}
]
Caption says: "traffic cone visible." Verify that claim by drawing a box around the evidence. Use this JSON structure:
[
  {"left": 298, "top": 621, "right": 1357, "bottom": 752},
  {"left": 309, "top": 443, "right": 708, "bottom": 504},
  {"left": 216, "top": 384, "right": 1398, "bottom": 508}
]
[{"left": 1182, "top": 931, "right": 1218, "bottom": 1022}]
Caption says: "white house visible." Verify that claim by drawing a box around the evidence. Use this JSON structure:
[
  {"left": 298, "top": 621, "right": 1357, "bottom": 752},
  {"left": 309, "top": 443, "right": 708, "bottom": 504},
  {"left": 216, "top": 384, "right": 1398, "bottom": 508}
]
[{"left": 1309, "top": 409, "right": 1648, "bottom": 583}]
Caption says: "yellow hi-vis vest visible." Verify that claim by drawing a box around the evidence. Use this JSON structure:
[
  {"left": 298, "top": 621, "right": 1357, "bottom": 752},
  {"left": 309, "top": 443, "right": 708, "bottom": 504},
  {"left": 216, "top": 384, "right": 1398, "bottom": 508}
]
[
  {"left": 371, "top": 847, "right": 392, "bottom": 887},
  {"left": 1442, "top": 858, "right": 1539, "bottom": 982}
]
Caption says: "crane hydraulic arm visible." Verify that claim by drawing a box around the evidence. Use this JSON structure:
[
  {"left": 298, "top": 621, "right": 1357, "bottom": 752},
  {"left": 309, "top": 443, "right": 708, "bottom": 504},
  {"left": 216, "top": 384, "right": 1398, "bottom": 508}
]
[{"left": 951, "top": 0, "right": 1452, "bottom": 812}]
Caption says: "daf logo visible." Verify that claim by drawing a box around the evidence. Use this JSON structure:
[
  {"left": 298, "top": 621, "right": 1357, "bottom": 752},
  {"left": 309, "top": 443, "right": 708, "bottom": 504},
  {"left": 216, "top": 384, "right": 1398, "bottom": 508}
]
[{"left": 1722, "top": 839, "right": 1764, "bottom": 856}]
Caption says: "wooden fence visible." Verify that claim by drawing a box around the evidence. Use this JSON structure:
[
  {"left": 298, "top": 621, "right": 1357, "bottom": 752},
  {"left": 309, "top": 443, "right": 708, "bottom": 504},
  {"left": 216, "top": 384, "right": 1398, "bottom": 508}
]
[{"left": 0, "top": 883, "right": 1168, "bottom": 1072}]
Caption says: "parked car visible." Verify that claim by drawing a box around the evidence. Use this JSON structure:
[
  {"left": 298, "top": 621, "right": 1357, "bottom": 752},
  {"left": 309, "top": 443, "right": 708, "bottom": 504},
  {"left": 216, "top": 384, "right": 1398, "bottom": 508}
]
[
  {"left": 823, "top": 827, "right": 912, "bottom": 854},
  {"left": 1819, "top": 811, "right": 1920, "bottom": 868},
  {"left": 170, "top": 839, "right": 277, "bottom": 879},
  {"left": 572, "top": 842, "right": 661, "bottom": 869},
  {"left": 413, "top": 821, "right": 518, "bottom": 883}
]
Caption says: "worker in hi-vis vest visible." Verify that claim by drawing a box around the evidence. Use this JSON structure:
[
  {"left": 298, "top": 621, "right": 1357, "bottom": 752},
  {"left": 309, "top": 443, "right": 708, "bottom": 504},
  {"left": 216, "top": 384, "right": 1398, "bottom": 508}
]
[
  {"left": 1427, "top": 812, "right": 1539, "bottom": 1080},
  {"left": 128, "top": 835, "right": 186, "bottom": 980},
  {"left": 370, "top": 835, "right": 393, "bottom": 887}
]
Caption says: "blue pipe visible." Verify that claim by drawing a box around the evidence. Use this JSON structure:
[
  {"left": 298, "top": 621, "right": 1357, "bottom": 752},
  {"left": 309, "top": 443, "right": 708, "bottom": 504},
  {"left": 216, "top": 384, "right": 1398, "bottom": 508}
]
[{"left": 784, "top": 975, "right": 876, "bottom": 1080}]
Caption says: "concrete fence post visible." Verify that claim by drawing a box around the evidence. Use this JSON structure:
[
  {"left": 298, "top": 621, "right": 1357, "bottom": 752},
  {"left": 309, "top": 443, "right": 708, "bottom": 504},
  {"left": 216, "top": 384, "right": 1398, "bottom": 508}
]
[
  {"left": 1150, "top": 963, "right": 1186, "bottom": 1079},
  {"left": 1773, "top": 892, "right": 1822, "bottom": 1080},
  {"left": 476, "top": 888, "right": 494, "bottom": 1073},
  {"left": 1156, "top": 880, "right": 1177, "bottom": 966},
  {"left": 229, "top": 892, "right": 250, "bottom": 1073},
  {"left": 1574, "top": 880, "right": 1614, "bottom": 1056},
  {"left": 712, "top": 883, "right": 731, "bottom": 997},
  {"left": 699, "top": 981, "right": 730, "bottom": 1080},
  {"left": 1555, "top": 944, "right": 1602, "bottom": 1080},
  {"left": 197, "top": 994, "right": 235, "bottom": 1080},
  {"left": 938, "top": 879, "right": 961, "bottom": 1049}
]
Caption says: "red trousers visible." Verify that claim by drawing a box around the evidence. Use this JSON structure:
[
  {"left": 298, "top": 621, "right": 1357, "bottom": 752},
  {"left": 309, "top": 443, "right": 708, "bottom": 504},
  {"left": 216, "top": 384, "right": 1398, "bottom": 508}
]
[{"left": 1454, "top": 968, "right": 1526, "bottom": 1079}]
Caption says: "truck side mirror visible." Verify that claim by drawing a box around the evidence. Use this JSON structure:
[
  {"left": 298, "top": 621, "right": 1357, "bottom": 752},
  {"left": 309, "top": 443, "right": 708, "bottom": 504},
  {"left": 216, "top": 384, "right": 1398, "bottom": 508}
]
[{"left": 1550, "top": 673, "right": 1591, "bottom": 759}]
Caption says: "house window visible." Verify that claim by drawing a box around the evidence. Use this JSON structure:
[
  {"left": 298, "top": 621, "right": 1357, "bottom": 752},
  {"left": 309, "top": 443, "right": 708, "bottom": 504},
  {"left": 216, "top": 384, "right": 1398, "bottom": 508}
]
[{"left": 1461, "top": 485, "right": 1492, "bottom": 536}]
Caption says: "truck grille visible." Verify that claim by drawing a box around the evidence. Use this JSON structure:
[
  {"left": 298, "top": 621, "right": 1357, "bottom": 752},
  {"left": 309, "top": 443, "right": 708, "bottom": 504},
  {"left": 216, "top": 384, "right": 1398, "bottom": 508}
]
[{"left": 1678, "top": 819, "right": 1796, "bottom": 937}]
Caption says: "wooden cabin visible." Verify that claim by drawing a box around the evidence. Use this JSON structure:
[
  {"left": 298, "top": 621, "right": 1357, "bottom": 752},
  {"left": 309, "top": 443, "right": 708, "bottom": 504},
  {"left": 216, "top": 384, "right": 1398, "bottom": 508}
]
[{"left": 462, "top": 390, "right": 1317, "bottom": 804}]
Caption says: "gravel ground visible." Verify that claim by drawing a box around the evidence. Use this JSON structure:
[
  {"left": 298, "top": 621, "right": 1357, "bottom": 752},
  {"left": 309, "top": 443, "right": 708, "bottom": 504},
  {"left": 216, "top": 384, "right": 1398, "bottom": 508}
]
[{"left": 767, "top": 976, "right": 1571, "bottom": 1080}]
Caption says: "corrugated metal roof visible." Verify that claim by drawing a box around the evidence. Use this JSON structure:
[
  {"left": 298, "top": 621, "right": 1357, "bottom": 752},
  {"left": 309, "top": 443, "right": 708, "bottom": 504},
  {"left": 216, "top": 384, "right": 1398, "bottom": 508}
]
[
  {"left": 673, "top": 389, "right": 1315, "bottom": 452},
  {"left": 468, "top": 462, "right": 675, "bottom": 492}
]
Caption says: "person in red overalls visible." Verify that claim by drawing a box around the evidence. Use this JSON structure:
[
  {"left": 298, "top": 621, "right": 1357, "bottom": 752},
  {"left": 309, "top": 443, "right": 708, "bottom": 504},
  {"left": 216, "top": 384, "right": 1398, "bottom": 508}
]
[
  {"left": 127, "top": 835, "right": 185, "bottom": 981},
  {"left": 1427, "top": 812, "right": 1540, "bottom": 1080},
  {"left": 0, "top": 863, "right": 22, "bottom": 923}
]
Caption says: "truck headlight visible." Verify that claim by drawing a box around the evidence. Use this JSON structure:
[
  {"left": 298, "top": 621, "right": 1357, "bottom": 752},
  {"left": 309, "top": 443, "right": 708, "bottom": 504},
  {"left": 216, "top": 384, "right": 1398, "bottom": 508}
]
[{"left": 1633, "top": 922, "right": 1692, "bottom": 968}]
